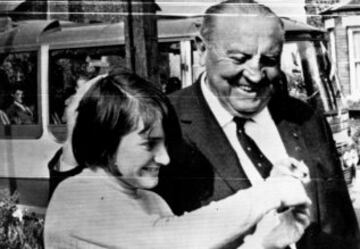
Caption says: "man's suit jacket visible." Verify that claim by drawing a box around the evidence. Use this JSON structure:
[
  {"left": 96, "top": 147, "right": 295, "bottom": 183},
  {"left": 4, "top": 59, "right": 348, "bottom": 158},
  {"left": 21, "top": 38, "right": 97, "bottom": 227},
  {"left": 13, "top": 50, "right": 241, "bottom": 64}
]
[
  {"left": 157, "top": 79, "right": 360, "bottom": 249},
  {"left": 6, "top": 102, "right": 33, "bottom": 124}
]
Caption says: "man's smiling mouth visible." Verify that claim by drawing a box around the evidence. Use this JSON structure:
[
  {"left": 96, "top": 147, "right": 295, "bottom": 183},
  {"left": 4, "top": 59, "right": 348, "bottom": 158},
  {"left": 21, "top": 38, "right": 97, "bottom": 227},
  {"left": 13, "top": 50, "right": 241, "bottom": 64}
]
[
  {"left": 237, "top": 83, "right": 268, "bottom": 93},
  {"left": 238, "top": 84, "right": 254, "bottom": 92}
]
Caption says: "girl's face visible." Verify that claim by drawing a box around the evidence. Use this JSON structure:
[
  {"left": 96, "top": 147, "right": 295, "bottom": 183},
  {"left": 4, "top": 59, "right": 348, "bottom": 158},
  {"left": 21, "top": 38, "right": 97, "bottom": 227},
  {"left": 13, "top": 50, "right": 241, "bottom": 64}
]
[{"left": 115, "top": 120, "right": 170, "bottom": 189}]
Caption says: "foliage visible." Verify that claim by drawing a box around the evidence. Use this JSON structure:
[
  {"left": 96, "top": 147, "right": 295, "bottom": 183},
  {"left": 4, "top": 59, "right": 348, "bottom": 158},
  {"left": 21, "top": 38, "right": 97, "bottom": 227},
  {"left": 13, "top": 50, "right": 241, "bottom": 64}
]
[{"left": 0, "top": 190, "right": 44, "bottom": 249}]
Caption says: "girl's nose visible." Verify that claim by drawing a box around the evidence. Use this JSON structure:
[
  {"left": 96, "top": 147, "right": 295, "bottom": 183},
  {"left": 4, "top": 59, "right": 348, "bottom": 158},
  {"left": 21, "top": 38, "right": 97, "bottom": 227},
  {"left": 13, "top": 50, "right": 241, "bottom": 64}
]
[{"left": 154, "top": 143, "right": 170, "bottom": 166}]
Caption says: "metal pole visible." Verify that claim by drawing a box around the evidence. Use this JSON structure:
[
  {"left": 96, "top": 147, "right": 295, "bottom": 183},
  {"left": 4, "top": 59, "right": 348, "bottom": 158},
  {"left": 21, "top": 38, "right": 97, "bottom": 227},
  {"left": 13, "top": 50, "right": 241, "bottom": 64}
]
[{"left": 126, "top": 0, "right": 136, "bottom": 72}]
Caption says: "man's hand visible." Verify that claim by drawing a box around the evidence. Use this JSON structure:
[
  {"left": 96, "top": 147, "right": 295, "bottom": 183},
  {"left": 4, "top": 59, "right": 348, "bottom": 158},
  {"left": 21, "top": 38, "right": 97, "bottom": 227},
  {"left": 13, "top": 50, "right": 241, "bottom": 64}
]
[
  {"left": 65, "top": 74, "right": 107, "bottom": 130},
  {"left": 263, "top": 176, "right": 311, "bottom": 210},
  {"left": 61, "top": 74, "right": 107, "bottom": 167},
  {"left": 271, "top": 157, "right": 310, "bottom": 184},
  {"left": 265, "top": 157, "right": 311, "bottom": 211},
  {"left": 244, "top": 206, "right": 310, "bottom": 249}
]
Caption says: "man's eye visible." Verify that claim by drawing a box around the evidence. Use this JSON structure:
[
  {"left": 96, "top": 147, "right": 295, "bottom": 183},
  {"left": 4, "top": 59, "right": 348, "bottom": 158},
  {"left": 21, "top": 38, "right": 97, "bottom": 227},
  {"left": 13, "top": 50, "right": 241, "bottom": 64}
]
[
  {"left": 229, "top": 56, "right": 247, "bottom": 65},
  {"left": 261, "top": 56, "right": 279, "bottom": 67}
]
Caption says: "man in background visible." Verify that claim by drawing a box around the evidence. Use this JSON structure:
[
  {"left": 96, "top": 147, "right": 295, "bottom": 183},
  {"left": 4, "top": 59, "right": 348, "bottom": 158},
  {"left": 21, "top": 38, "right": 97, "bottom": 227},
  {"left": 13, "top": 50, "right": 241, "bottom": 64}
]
[{"left": 6, "top": 85, "right": 33, "bottom": 124}]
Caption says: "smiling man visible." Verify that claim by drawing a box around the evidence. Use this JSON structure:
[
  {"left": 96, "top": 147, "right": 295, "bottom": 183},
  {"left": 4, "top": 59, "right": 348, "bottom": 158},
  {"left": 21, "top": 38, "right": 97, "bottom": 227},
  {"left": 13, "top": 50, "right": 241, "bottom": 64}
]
[
  {"left": 202, "top": 15, "right": 282, "bottom": 118},
  {"left": 160, "top": 0, "right": 360, "bottom": 248}
]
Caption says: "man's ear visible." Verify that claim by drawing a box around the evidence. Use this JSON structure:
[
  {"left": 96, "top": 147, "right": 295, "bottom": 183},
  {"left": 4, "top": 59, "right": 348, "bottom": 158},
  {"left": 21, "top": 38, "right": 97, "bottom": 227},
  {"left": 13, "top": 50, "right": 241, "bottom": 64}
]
[{"left": 195, "top": 36, "right": 207, "bottom": 66}]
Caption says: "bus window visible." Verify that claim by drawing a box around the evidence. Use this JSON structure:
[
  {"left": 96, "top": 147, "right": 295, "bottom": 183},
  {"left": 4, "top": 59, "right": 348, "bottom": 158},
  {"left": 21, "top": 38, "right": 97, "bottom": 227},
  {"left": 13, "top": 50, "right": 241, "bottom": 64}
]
[
  {"left": 281, "top": 43, "right": 307, "bottom": 101},
  {"left": 48, "top": 45, "right": 125, "bottom": 142},
  {"left": 317, "top": 42, "right": 344, "bottom": 111},
  {"left": 281, "top": 41, "right": 338, "bottom": 114},
  {"left": 192, "top": 40, "right": 205, "bottom": 83},
  {"left": 159, "top": 42, "right": 181, "bottom": 94},
  {"left": 0, "top": 51, "right": 40, "bottom": 138}
]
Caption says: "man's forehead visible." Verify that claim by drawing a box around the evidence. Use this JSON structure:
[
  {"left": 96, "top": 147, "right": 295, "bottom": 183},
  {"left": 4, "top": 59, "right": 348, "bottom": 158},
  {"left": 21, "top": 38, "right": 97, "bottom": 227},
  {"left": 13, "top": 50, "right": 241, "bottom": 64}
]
[
  {"left": 210, "top": 15, "right": 284, "bottom": 47},
  {"left": 212, "top": 15, "right": 282, "bottom": 32}
]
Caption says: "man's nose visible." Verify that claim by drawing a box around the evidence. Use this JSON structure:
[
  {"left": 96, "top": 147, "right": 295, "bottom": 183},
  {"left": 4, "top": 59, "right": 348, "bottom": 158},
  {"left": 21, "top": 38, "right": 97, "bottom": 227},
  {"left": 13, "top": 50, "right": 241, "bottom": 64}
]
[
  {"left": 244, "top": 56, "right": 264, "bottom": 83},
  {"left": 154, "top": 144, "right": 170, "bottom": 166}
]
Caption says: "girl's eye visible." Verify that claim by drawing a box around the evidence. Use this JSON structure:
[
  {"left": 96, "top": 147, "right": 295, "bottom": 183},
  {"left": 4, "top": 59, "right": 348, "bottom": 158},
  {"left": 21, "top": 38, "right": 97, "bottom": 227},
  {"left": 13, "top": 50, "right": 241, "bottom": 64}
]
[
  {"left": 143, "top": 139, "right": 160, "bottom": 150},
  {"left": 145, "top": 141, "right": 156, "bottom": 150}
]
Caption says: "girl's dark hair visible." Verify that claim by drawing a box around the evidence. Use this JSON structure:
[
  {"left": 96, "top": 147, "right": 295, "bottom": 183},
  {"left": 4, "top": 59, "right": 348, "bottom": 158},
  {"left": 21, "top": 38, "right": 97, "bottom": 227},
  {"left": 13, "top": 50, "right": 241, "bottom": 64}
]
[{"left": 72, "top": 71, "right": 180, "bottom": 175}]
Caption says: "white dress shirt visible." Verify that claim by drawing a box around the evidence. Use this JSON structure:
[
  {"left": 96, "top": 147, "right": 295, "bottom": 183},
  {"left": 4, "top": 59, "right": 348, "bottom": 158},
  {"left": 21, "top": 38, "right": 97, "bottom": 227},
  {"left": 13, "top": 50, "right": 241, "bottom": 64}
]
[
  {"left": 200, "top": 74, "right": 288, "bottom": 185},
  {"left": 201, "top": 74, "right": 297, "bottom": 249}
]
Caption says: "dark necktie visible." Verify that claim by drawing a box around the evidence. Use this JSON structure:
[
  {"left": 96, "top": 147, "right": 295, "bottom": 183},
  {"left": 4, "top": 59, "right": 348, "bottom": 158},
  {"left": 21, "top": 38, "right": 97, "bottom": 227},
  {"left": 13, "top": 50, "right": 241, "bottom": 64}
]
[
  {"left": 234, "top": 118, "right": 293, "bottom": 249},
  {"left": 233, "top": 117, "right": 273, "bottom": 179}
]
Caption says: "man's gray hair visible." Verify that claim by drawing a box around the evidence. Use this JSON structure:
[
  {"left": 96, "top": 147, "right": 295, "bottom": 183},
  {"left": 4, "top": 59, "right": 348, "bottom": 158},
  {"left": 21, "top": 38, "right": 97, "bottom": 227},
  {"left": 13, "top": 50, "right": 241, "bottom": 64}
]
[{"left": 200, "top": 0, "right": 284, "bottom": 42}]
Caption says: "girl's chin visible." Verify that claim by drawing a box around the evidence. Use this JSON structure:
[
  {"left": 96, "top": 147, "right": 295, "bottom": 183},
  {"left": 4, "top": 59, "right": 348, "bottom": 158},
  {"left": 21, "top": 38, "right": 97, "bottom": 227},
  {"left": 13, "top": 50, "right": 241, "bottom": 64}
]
[{"left": 135, "top": 177, "right": 159, "bottom": 189}]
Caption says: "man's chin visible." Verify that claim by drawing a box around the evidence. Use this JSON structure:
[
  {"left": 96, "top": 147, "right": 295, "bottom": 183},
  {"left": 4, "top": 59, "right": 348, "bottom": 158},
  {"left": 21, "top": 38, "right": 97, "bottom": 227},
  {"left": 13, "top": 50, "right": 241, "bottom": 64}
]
[
  {"left": 235, "top": 110, "right": 259, "bottom": 118},
  {"left": 231, "top": 103, "right": 264, "bottom": 118},
  {"left": 231, "top": 96, "right": 272, "bottom": 117}
]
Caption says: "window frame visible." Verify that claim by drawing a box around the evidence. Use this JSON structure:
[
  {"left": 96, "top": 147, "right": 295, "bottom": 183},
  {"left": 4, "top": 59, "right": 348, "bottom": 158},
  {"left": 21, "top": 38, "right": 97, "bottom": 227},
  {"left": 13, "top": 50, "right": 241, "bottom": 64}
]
[
  {"left": 47, "top": 45, "right": 126, "bottom": 142},
  {"left": 348, "top": 27, "right": 360, "bottom": 96},
  {"left": 0, "top": 48, "right": 42, "bottom": 139}
]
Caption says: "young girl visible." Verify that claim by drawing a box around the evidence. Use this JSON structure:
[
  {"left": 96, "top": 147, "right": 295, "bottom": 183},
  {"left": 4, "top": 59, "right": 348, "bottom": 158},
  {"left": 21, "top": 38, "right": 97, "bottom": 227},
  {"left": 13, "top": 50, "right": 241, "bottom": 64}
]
[{"left": 44, "top": 72, "right": 310, "bottom": 249}]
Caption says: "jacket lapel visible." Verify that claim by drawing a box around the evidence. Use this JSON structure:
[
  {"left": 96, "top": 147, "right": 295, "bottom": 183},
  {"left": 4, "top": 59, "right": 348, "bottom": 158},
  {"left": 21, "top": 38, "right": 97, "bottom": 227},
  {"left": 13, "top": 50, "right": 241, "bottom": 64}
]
[
  {"left": 276, "top": 118, "right": 307, "bottom": 161},
  {"left": 269, "top": 95, "right": 309, "bottom": 162},
  {"left": 269, "top": 96, "right": 319, "bottom": 224},
  {"left": 177, "top": 80, "right": 251, "bottom": 192}
]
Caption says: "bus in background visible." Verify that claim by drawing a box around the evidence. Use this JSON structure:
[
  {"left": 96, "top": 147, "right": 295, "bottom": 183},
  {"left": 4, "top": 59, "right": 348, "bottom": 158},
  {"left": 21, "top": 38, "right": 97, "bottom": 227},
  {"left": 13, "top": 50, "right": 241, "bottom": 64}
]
[{"left": 0, "top": 16, "right": 352, "bottom": 211}]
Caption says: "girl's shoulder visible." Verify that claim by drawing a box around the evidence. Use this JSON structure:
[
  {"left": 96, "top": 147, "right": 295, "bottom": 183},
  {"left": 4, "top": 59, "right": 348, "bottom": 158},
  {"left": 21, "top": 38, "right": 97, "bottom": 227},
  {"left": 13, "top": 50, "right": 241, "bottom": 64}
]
[
  {"left": 138, "top": 189, "right": 174, "bottom": 216},
  {"left": 49, "top": 168, "right": 107, "bottom": 203}
]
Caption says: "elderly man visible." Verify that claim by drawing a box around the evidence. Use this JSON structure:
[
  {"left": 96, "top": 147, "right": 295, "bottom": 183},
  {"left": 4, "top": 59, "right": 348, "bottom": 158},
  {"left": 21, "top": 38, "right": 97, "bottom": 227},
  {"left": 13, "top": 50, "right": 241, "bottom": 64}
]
[{"left": 157, "top": 0, "right": 359, "bottom": 249}]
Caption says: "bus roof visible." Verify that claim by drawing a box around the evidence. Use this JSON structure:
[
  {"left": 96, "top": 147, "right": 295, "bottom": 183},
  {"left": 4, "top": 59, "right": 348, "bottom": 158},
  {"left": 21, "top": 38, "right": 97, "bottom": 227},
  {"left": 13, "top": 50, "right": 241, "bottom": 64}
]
[
  {"left": 0, "top": 19, "right": 61, "bottom": 51},
  {"left": 0, "top": 16, "right": 325, "bottom": 51}
]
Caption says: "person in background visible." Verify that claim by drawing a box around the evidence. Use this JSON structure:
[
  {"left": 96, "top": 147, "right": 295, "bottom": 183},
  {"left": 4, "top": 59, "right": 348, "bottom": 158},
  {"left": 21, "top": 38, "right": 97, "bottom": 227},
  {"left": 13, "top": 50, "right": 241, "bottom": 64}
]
[
  {"left": 158, "top": 0, "right": 360, "bottom": 248},
  {"left": 0, "top": 109, "right": 10, "bottom": 125},
  {"left": 165, "top": 77, "right": 182, "bottom": 94},
  {"left": 48, "top": 74, "right": 106, "bottom": 198},
  {"left": 45, "top": 71, "right": 311, "bottom": 249},
  {"left": 6, "top": 85, "right": 34, "bottom": 124}
]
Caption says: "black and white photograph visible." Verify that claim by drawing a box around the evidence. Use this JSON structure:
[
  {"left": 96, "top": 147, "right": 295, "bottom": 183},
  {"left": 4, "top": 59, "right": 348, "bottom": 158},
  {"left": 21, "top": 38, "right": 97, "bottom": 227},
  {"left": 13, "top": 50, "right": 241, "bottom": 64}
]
[{"left": 0, "top": 0, "right": 360, "bottom": 248}]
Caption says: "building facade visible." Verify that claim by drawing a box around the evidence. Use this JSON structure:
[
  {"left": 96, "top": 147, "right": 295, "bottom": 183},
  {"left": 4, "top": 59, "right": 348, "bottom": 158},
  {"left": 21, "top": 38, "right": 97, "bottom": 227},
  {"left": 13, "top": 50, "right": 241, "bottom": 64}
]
[
  {"left": 305, "top": 0, "right": 340, "bottom": 27},
  {"left": 322, "top": 0, "right": 360, "bottom": 103},
  {"left": 1, "top": 0, "right": 125, "bottom": 23}
]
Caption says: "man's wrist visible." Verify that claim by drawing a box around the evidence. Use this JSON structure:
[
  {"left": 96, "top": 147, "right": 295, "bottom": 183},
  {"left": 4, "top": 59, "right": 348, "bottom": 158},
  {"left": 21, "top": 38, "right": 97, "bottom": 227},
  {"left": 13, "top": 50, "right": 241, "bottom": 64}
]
[
  {"left": 242, "top": 234, "right": 267, "bottom": 249},
  {"left": 256, "top": 180, "right": 282, "bottom": 211}
]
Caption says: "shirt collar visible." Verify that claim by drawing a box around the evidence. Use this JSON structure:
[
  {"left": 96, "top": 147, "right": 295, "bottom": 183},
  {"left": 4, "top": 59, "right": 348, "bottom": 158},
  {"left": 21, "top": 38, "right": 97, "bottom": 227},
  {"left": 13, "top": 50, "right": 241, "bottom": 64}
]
[
  {"left": 200, "top": 73, "right": 233, "bottom": 127},
  {"left": 251, "top": 106, "right": 272, "bottom": 126},
  {"left": 200, "top": 73, "right": 270, "bottom": 127}
]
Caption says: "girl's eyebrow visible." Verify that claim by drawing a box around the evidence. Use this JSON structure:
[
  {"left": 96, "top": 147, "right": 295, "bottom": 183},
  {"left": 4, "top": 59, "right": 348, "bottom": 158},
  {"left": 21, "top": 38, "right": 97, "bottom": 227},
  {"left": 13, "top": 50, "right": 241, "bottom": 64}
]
[
  {"left": 138, "top": 130, "right": 164, "bottom": 140},
  {"left": 148, "top": 136, "right": 164, "bottom": 141},
  {"left": 138, "top": 127, "right": 152, "bottom": 136},
  {"left": 139, "top": 137, "right": 164, "bottom": 146}
]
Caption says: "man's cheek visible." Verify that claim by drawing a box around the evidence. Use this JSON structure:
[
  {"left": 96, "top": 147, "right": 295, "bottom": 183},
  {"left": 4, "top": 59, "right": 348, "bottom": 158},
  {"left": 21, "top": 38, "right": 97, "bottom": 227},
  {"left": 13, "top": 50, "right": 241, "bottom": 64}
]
[{"left": 266, "top": 68, "right": 281, "bottom": 81}]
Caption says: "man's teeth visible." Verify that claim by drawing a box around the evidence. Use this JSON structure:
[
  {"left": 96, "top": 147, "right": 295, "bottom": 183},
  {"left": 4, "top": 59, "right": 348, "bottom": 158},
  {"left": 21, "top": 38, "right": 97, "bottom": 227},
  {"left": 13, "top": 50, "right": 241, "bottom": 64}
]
[{"left": 239, "top": 85, "right": 254, "bottom": 92}]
